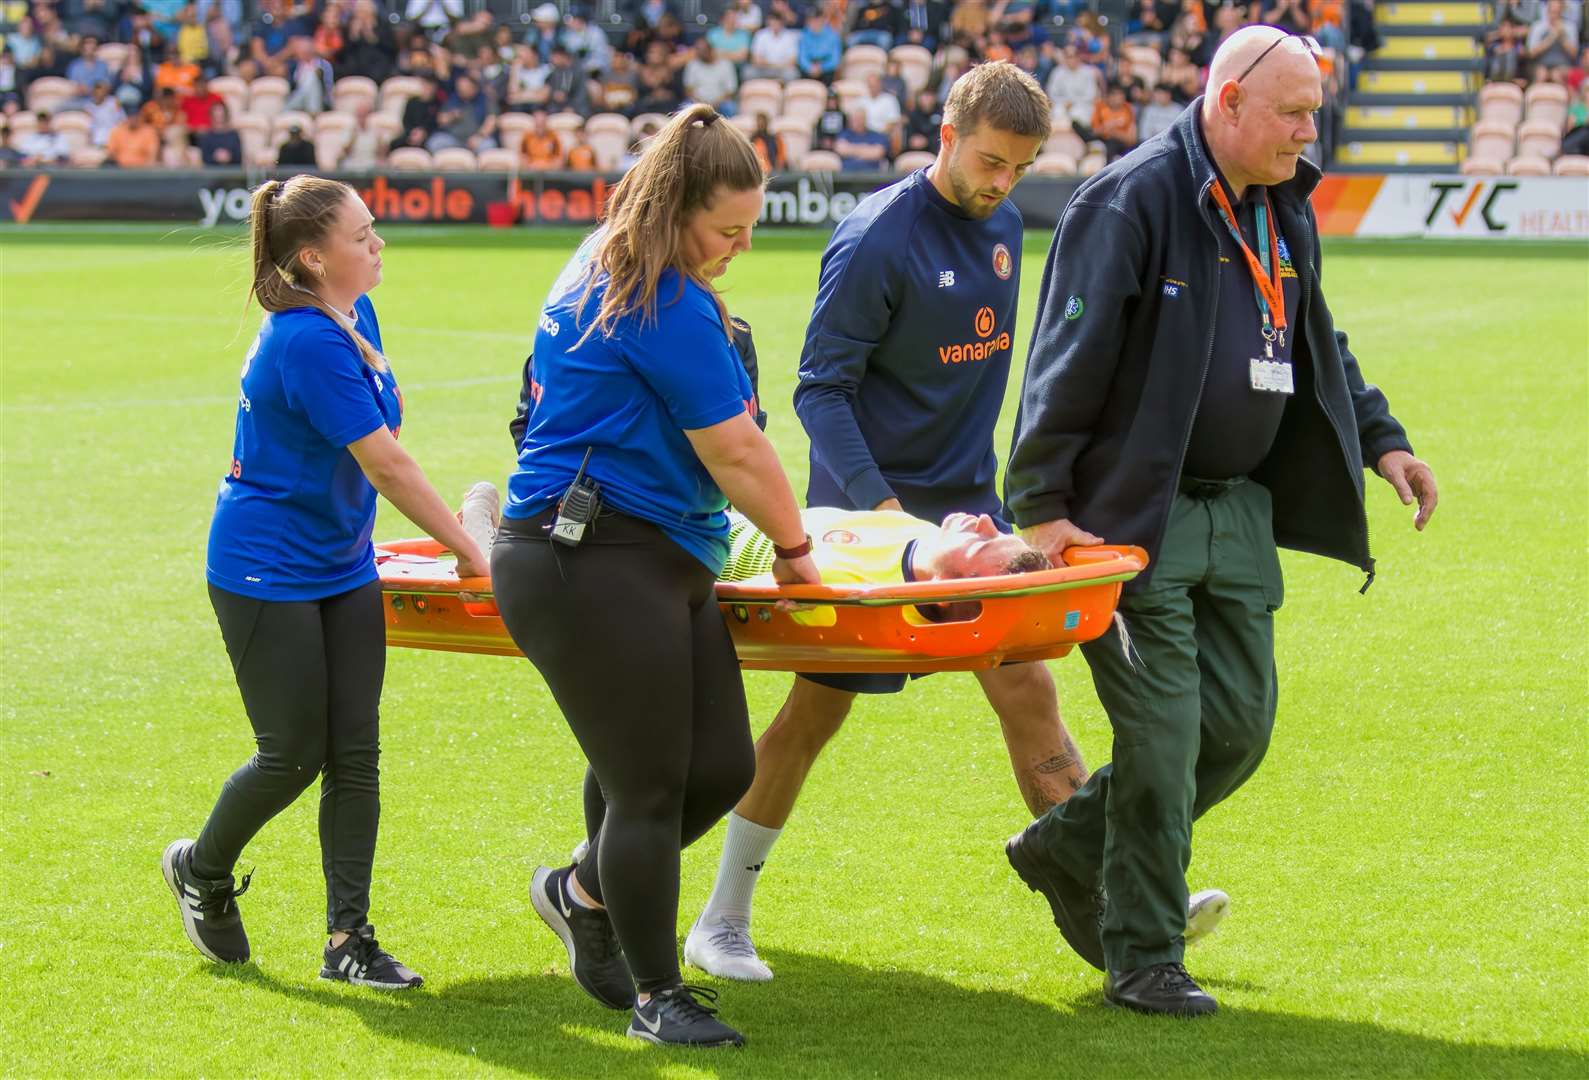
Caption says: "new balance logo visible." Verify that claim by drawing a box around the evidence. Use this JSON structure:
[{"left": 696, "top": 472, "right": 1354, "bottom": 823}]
[{"left": 938, "top": 270, "right": 955, "bottom": 288}]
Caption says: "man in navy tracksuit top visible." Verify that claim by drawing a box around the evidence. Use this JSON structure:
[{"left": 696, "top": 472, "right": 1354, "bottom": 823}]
[{"left": 684, "top": 61, "right": 1228, "bottom": 983}]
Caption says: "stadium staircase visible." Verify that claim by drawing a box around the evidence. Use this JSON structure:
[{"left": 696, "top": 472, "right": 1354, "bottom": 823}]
[{"left": 1334, "top": 0, "right": 1494, "bottom": 171}]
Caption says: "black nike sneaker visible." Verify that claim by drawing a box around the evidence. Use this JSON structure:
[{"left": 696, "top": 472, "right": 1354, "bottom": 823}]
[
  {"left": 1105, "top": 962, "right": 1218, "bottom": 1016},
  {"left": 320, "top": 924, "right": 424, "bottom": 990},
  {"left": 628, "top": 984, "right": 746, "bottom": 1048},
  {"left": 161, "top": 838, "right": 251, "bottom": 963},
  {"left": 529, "top": 864, "right": 636, "bottom": 1010},
  {"left": 1005, "top": 822, "right": 1106, "bottom": 971}
]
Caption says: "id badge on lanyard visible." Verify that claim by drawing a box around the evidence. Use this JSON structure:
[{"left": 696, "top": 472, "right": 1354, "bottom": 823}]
[{"left": 1211, "top": 184, "right": 1293, "bottom": 396}]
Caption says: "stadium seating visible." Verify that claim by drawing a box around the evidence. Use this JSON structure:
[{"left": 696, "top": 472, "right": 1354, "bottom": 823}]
[
  {"left": 1517, "top": 119, "right": 1561, "bottom": 160},
  {"left": 547, "top": 111, "right": 586, "bottom": 152},
  {"left": 477, "top": 147, "right": 520, "bottom": 171},
  {"left": 26, "top": 76, "right": 77, "bottom": 114},
  {"left": 49, "top": 111, "right": 92, "bottom": 152},
  {"left": 584, "top": 113, "right": 631, "bottom": 170},
  {"left": 1523, "top": 83, "right": 1569, "bottom": 129},
  {"left": 496, "top": 112, "right": 535, "bottom": 151},
  {"left": 739, "top": 78, "right": 783, "bottom": 121},
  {"left": 96, "top": 42, "right": 128, "bottom": 70},
  {"left": 388, "top": 147, "right": 434, "bottom": 171},
  {"left": 888, "top": 45, "right": 932, "bottom": 97},
  {"left": 831, "top": 79, "right": 867, "bottom": 113},
  {"left": 1459, "top": 157, "right": 1503, "bottom": 175},
  {"left": 333, "top": 76, "right": 380, "bottom": 115},
  {"left": 781, "top": 81, "right": 828, "bottom": 126},
  {"left": 378, "top": 76, "right": 429, "bottom": 121},
  {"left": 432, "top": 146, "right": 479, "bottom": 171},
  {"left": 1504, "top": 156, "right": 1550, "bottom": 176},
  {"left": 840, "top": 44, "right": 888, "bottom": 83},
  {"left": 234, "top": 113, "right": 270, "bottom": 164},
  {"left": 894, "top": 150, "right": 935, "bottom": 171},
  {"left": 248, "top": 77, "right": 290, "bottom": 119},
  {"left": 210, "top": 75, "right": 249, "bottom": 118},
  {"left": 1553, "top": 155, "right": 1589, "bottom": 176},
  {"left": 1031, "top": 152, "right": 1079, "bottom": 175},
  {"left": 1045, "top": 130, "right": 1086, "bottom": 161},
  {"left": 801, "top": 150, "right": 843, "bottom": 171},
  {"left": 771, "top": 115, "right": 812, "bottom": 162},
  {"left": 1478, "top": 83, "right": 1524, "bottom": 128},
  {"left": 1469, "top": 120, "right": 1515, "bottom": 164}
]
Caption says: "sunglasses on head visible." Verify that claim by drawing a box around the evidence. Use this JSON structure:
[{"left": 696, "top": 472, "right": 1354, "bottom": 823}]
[{"left": 1237, "top": 32, "right": 1322, "bottom": 83}]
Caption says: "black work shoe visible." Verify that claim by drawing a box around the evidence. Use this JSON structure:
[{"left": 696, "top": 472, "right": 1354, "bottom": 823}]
[
  {"left": 1104, "top": 962, "right": 1218, "bottom": 1017},
  {"left": 1005, "top": 822, "right": 1105, "bottom": 971},
  {"left": 628, "top": 984, "right": 746, "bottom": 1048},
  {"left": 161, "top": 838, "right": 251, "bottom": 963},
  {"left": 530, "top": 865, "right": 636, "bottom": 1010},
  {"left": 320, "top": 924, "right": 424, "bottom": 989}
]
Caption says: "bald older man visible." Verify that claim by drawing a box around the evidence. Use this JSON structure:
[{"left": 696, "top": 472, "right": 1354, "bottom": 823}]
[{"left": 1001, "top": 27, "right": 1438, "bottom": 1016}]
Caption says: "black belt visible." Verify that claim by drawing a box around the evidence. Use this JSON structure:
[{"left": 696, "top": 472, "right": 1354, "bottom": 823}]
[{"left": 1178, "top": 475, "right": 1247, "bottom": 500}]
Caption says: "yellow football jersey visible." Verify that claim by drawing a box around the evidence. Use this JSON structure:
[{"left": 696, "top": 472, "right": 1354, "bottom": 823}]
[{"left": 720, "top": 508, "right": 938, "bottom": 584}]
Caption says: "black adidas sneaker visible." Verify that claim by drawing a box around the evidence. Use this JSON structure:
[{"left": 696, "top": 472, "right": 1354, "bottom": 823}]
[
  {"left": 320, "top": 924, "right": 424, "bottom": 990},
  {"left": 161, "top": 838, "right": 251, "bottom": 963},
  {"left": 628, "top": 984, "right": 745, "bottom": 1048}
]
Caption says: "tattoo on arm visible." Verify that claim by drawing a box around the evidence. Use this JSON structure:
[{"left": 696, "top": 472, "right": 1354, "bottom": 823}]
[{"left": 1036, "top": 753, "right": 1076, "bottom": 775}]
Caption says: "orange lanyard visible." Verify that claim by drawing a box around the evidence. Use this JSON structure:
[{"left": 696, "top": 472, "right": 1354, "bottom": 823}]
[{"left": 1209, "top": 182, "right": 1287, "bottom": 339}]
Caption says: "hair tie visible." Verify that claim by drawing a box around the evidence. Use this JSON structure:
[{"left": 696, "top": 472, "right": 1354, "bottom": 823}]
[{"left": 700, "top": 111, "right": 719, "bottom": 127}]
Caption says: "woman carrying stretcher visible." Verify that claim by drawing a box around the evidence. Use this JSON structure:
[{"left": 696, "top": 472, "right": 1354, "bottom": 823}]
[
  {"left": 490, "top": 104, "right": 820, "bottom": 1050},
  {"left": 162, "top": 176, "right": 488, "bottom": 988}
]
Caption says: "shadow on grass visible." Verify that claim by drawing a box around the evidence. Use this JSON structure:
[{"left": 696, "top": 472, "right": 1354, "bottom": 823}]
[{"left": 214, "top": 948, "right": 1586, "bottom": 1079}]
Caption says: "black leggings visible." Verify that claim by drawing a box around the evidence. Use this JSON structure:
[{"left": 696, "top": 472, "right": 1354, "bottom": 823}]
[
  {"left": 492, "top": 508, "right": 755, "bottom": 994},
  {"left": 190, "top": 580, "right": 385, "bottom": 933}
]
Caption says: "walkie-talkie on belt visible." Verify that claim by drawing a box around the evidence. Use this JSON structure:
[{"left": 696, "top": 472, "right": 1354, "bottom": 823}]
[{"left": 551, "top": 447, "right": 601, "bottom": 547}]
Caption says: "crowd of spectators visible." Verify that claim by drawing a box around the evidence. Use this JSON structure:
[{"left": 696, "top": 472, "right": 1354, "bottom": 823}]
[
  {"left": 1476, "top": 0, "right": 1589, "bottom": 172},
  {"left": 1, "top": 0, "right": 1357, "bottom": 173}
]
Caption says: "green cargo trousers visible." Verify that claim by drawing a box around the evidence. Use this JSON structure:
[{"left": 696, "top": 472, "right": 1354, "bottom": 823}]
[{"left": 1033, "top": 477, "right": 1284, "bottom": 972}]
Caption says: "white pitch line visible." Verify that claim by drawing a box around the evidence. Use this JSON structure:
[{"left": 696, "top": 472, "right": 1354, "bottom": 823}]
[
  {"left": 2, "top": 373, "right": 518, "bottom": 414},
  {"left": 3, "top": 306, "right": 532, "bottom": 343}
]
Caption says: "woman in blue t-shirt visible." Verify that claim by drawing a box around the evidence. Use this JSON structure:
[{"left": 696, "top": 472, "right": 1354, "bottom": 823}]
[
  {"left": 492, "top": 104, "right": 820, "bottom": 1049},
  {"left": 161, "top": 176, "right": 487, "bottom": 989}
]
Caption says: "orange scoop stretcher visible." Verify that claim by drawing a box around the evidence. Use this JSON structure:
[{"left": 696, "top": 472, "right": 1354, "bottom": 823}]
[{"left": 376, "top": 540, "right": 1146, "bottom": 673}]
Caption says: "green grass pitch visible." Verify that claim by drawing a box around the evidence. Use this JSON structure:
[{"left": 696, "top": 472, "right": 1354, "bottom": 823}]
[{"left": 1, "top": 224, "right": 1585, "bottom": 1078}]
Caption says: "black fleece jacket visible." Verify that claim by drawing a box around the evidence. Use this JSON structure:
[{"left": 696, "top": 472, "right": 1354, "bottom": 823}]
[{"left": 1006, "top": 100, "right": 1413, "bottom": 591}]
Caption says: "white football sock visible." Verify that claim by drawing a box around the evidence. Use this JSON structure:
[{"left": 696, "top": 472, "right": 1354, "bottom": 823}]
[{"left": 699, "top": 813, "right": 781, "bottom": 925}]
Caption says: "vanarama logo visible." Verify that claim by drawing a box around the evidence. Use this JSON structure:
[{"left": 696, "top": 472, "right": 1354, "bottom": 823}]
[{"left": 940, "top": 305, "right": 1010, "bottom": 365}]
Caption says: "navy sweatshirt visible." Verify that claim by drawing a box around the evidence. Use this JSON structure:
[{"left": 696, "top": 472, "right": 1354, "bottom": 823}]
[{"left": 793, "top": 168, "right": 1024, "bottom": 524}]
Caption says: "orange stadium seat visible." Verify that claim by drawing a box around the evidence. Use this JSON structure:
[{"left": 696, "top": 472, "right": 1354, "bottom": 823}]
[
  {"left": 1459, "top": 157, "right": 1503, "bottom": 176},
  {"left": 841, "top": 44, "right": 887, "bottom": 83},
  {"left": 209, "top": 75, "right": 249, "bottom": 117},
  {"left": 801, "top": 149, "right": 843, "bottom": 171},
  {"left": 1553, "top": 154, "right": 1589, "bottom": 175},
  {"left": 26, "top": 76, "right": 76, "bottom": 113},
  {"left": 1478, "top": 82, "right": 1523, "bottom": 128},
  {"left": 771, "top": 115, "right": 812, "bottom": 161},
  {"left": 1524, "top": 82, "right": 1569, "bottom": 128},
  {"left": 781, "top": 80, "right": 829, "bottom": 125},
  {"left": 893, "top": 150, "right": 935, "bottom": 171},
  {"left": 333, "top": 76, "right": 379, "bottom": 114}
]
